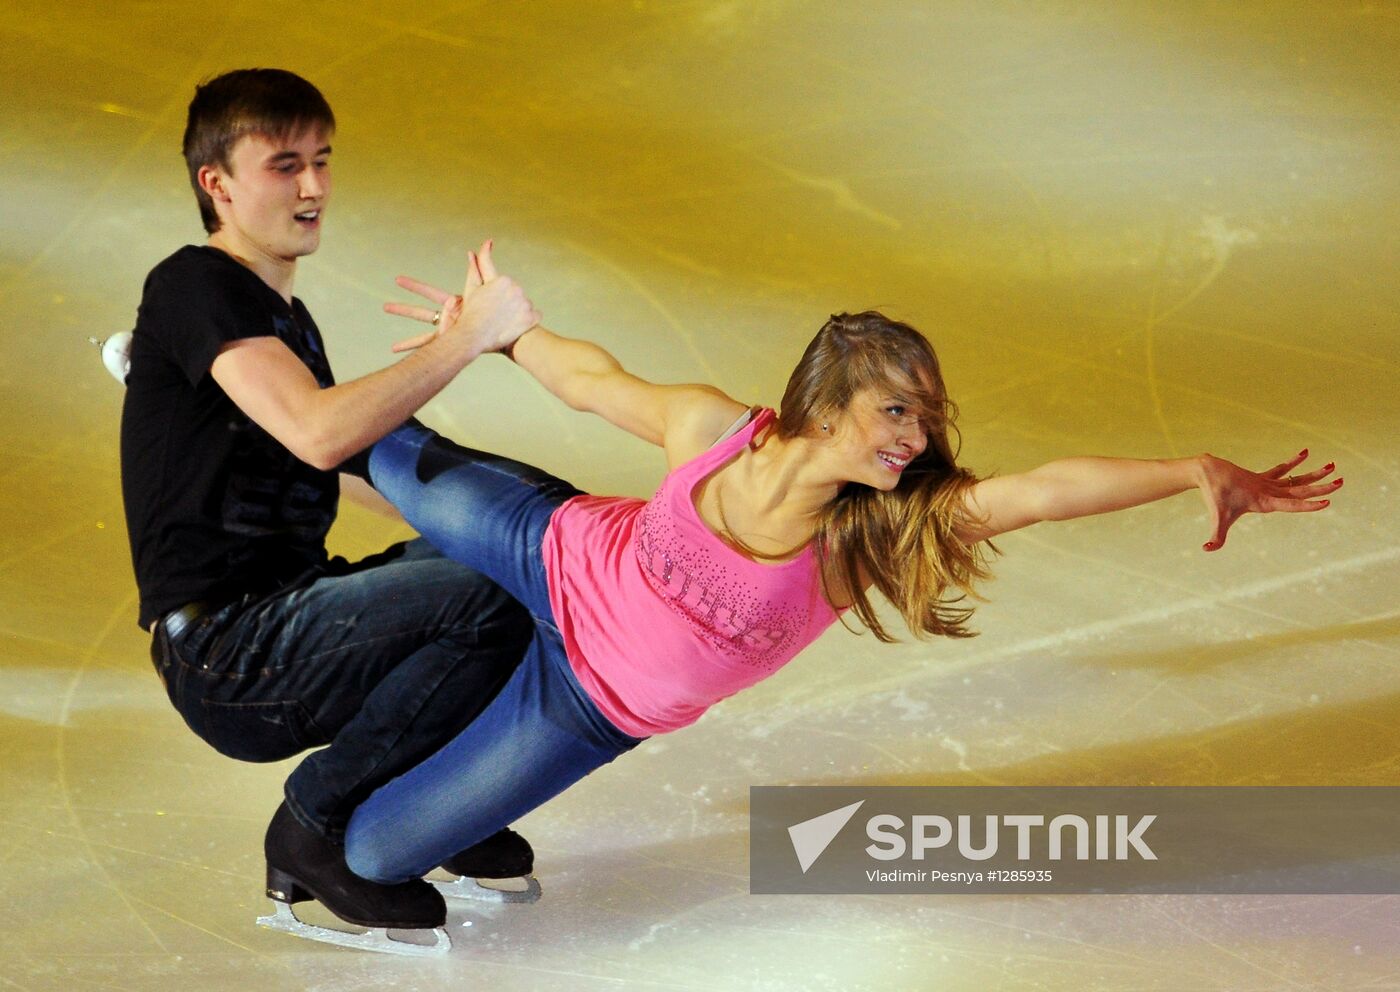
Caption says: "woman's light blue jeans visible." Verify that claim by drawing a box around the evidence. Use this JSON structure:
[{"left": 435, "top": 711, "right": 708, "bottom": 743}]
[{"left": 344, "top": 422, "right": 645, "bottom": 883}]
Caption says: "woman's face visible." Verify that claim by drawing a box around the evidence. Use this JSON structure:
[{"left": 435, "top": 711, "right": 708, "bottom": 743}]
[{"left": 822, "top": 386, "right": 929, "bottom": 490}]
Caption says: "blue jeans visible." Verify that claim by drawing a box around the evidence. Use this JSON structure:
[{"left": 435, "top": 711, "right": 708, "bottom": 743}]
[
  {"left": 151, "top": 538, "right": 533, "bottom": 841},
  {"left": 344, "top": 423, "right": 646, "bottom": 883}
]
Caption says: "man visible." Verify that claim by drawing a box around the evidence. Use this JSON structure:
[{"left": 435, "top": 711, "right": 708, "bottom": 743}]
[{"left": 120, "top": 68, "right": 537, "bottom": 942}]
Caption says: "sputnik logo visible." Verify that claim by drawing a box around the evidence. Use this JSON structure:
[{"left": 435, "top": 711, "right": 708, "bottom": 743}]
[{"left": 788, "top": 800, "right": 865, "bottom": 873}]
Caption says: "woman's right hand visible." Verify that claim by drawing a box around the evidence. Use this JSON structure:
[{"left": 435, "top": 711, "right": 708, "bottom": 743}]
[{"left": 385, "top": 240, "right": 540, "bottom": 358}]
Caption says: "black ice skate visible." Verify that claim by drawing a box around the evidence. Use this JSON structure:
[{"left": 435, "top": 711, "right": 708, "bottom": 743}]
[
  {"left": 256, "top": 802, "right": 451, "bottom": 956},
  {"left": 434, "top": 826, "right": 543, "bottom": 904}
]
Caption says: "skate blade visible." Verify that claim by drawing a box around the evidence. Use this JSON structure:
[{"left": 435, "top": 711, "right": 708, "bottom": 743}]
[
  {"left": 91, "top": 330, "right": 132, "bottom": 384},
  {"left": 256, "top": 900, "right": 451, "bottom": 957},
  {"left": 432, "top": 873, "right": 542, "bottom": 904}
]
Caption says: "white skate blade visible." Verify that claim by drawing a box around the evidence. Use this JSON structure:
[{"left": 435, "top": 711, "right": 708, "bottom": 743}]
[
  {"left": 256, "top": 900, "right": 451, "bottom": 957},
  {"left": 432, "top": 873, "right": 542, "bottom": 904},
  {"left": 92, "top": 330, "right": 133, "bottom": 384}
]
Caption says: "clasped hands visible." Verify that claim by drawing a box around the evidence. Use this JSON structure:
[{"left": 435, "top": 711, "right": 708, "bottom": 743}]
[{"left": 385, "top": 239, "right": 539, "bottom": 359}]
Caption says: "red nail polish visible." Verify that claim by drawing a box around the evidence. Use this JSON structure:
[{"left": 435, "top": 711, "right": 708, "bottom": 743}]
[
  {"left": 1324, "top": 463, "right": 1334, "bottom": 472},
  {"left": 1333, "top": 478, "right": 1344, "bottom": 486},
  {"left": 1298, "top": 448, "right": 1308, "bottom": 458}
]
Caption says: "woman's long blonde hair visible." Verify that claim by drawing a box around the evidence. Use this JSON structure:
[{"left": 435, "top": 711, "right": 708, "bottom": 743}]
[{"left": 776, "top": 311, "right": 994, "bottom": 641}]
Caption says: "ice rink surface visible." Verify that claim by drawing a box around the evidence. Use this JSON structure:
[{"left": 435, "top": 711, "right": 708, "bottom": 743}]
[{"left": 2, "top": 2, "right": 1398, "bottom": 989}]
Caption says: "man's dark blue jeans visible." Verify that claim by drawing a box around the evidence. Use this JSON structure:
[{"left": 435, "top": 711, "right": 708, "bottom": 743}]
[{"left": 148, "top": 538, "right": 532, "bottom": 842}]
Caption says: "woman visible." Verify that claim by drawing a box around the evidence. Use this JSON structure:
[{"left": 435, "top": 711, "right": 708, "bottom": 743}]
[{"left": 342, "top": 244, "right": 1338, "bottom": 884}]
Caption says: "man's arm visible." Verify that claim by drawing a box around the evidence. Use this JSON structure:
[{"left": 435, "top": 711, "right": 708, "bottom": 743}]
[
  {"left": 213, "top": 245, "right": 537, "bottom": 470},
  {"left": 957, "top": 450, "right": 1338, "bottom": 551}
]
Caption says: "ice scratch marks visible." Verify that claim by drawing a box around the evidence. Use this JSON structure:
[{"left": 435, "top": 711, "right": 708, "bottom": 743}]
[
  {"left": 627, "top": 920, "right": 674, "bottom": 951},
  {"left": 660, "top": 782, "right": 716, "bottom": 842},
  {"left": 1195, "top": 217, "right": 1261, "bottom": 297},
  {"left": 966, "top": 545, "right": 1400, "bottom": 666},
  {"left": 0, "top": 818, "right": 246, "bottom": 881},
  {"left": 94, "top": 102, "right": 157, "bottom": 122},
  {"left": 54, "top": 591, "right": 171, "bottom": 953},
  {"left": 1144, "top": 216, "right": 1260, "bottom": 456},
  {"left": 1140, "top": 899, "right": 1306, "bottom": 991},
  {"left": 1167, "top": 315, "right": 1400, "bottom": 378},
  {"left": 0, "top": 28, "right": 235, "bottom": 306},
  {"left": 0, "top": 668, "right": 162, "bottom": 727},
  {"left": 1079, "top": 679, "right": 1168, "bottom": 753},
  {"left": 747, "top": 153, "right": 902, "bottom": 231},
  {"left": 307, "top": 10, "right": 520, "bottom": 81},
  {"left": 939, "top": 734, "right": 973, "bottom": 773},
  {"left": 0, "top": 972, "right": 39, "bottom": 992},
  {"left": 690, "top": 0, "right": 795, "bottom": 43},
  {"left": 961, "top": 301, "right": 1395, "bottom": 486},
  {"left": 560, "top": 236, "right": 721, "bottom": 387},
  {"left": 778, "top": 546, "right": 1400, "bottom": 729},
  {"left": 1144, "top": 227, "right": 1179, "bottom": 455},
  {"left": 0, "top": 520, "right": 91, "bottom": 575},
  {"left": 809, "top": 726, "right": 916, "bottom": 773},
  {"left": 1170, "top": 376, "right": 1395, "bottom": 483},
  {"left": 123, "top": 889, "right": 267, "bottom": 956}
]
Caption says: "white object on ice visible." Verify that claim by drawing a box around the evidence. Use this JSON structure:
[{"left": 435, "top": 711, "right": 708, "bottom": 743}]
[
  {"left": 432, "top": 873, "right": 543, "bottom": 904},
  {"left": 92, "top": 331, "right": 133, "bottom": 384},
  {"left": 255, "top": 900, "right": 451, "bottom": 957}
]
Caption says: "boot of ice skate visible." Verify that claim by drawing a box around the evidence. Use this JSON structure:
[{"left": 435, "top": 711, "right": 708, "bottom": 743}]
[
  {"left": 257, "top": 802, "right": 451, "bottom": 956},
  {"left": 434, "top": 826, "right": 542, "bottom": 904}
]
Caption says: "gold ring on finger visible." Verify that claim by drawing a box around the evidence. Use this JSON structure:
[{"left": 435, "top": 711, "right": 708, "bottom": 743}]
[{"left": 431, "top": 310, "right": 442, "bottom": 327}]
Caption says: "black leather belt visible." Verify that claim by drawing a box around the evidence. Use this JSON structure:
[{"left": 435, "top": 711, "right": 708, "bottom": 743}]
[{"left": 158, "top": 601, "right": 215, "bottom": 642}]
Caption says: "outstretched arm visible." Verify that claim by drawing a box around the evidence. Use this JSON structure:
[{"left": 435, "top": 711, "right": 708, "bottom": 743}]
[
  {"left": 957, "top": 449, "right": 1339, "bottom": 551},
  {"left": 387, "top": 251, "right": 746, "bottom": 466},
  {"left": 506, "top": 327, "right": 746, "bottom": 465}
]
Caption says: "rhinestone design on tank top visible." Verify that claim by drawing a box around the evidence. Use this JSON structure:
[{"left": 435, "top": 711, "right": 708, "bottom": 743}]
[{"left": 632, "top": 414, "right": 814, "bottom": 668}]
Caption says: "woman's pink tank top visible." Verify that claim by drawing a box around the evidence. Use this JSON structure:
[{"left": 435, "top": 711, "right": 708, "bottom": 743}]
[{"left": 540, "top": 408, "right": 841, "bottom": 737}]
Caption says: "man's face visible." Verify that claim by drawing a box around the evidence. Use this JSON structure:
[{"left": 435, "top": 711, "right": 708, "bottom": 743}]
[{"left": 207, "top": 126, "right": 331, "bottom": 262}]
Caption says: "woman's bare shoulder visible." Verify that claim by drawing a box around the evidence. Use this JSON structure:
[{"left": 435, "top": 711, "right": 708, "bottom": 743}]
[{"left": 663, "top": 389, "right": 753, "bottom": 467}]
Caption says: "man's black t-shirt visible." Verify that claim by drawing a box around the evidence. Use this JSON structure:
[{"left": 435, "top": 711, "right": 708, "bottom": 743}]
[{"left": 121, "top": 245, "right": 338, "bottom": 629}]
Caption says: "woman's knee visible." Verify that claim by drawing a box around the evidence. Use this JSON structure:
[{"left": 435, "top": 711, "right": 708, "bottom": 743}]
[{"left": 344, "top": 825, "right": 417, "bottom": 884}]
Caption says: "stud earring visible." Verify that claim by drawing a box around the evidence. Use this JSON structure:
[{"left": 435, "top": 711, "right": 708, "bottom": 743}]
[{"left": 821, "top": 423, "right": 830, "bottom": 432}]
